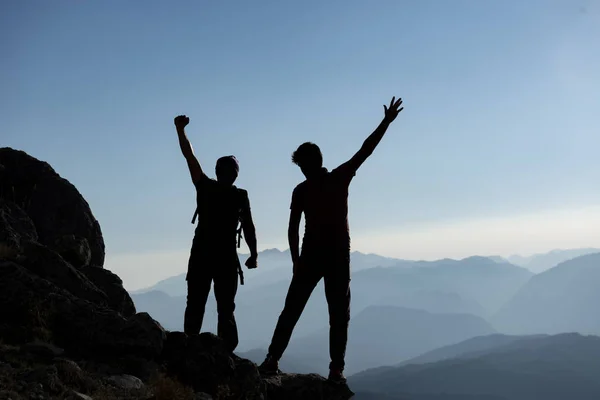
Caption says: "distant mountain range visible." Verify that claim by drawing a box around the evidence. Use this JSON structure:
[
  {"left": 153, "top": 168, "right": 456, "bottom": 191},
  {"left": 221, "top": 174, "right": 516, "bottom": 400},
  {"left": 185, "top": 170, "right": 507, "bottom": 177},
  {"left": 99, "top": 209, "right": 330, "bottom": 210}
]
[
  {"left": 134, "top": 247, "right": 598, "bottom": 298},
  {"left": 130, "top": 247, "right": 599, "bottom": 379},
  {"left": 493, "top": 252, "right": 600, "bottom": 335},
  {"left": 257, "top": 305, "right": 495, "bottom": 376},
  {"left": 349, "top": 332, "right": 600, "bottom": 400},
  {"left": 491, "top": 247, "right": 600, "bottom": 273},
  {"left": 396, "top": 333, "right": 546, "bottom": 366},
  {"left": 352, "top": 256, "right": 531, "bottom": 316},
  {"left": 132, "top": 253, "right": 532, "bottom": 353},
  {"left": 132, "top": 249, "right": 404, "bottom": 296}
]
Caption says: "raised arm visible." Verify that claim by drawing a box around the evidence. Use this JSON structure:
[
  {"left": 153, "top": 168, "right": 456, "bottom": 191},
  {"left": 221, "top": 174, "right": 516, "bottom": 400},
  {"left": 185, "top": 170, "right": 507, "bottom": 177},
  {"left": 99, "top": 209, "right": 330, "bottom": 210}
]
[
  {"left": 174, "top": 115, "right": 204, "bottom": 183},
  {"left": 343, "top": 97, "right": 404, "bottom": 173},
  {"left": 288, "top": 189, "right": 303, "bottom": 274}
]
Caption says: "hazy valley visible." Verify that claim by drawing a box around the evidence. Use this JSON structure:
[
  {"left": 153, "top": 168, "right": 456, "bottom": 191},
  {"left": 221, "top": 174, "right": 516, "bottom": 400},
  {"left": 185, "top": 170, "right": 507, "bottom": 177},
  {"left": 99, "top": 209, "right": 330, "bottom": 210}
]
[{"left": 131, "top": 247, "right": 600, "bottom": 391}]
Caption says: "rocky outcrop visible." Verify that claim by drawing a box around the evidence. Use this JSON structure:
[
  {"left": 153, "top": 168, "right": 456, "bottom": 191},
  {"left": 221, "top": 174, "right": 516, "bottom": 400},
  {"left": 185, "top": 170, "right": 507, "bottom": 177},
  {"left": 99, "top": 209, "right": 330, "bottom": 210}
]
[
  {"left": 17, "top": 241, "right": 108, "bottom": 306},
  {"left": 0, "top": 148, "right": 104, "bottom": 267},
  {"left": 0, "top": 148, "right": 135, "bottom": 317},
  {"left": 0, "top": 199, "right": 37, "bottom": 258},
  {"left": 0, "top": 148, "right": 354, "bottom": 400},
  {"left": 81, "top": 266, "right": 136, "bottom": 317},
  {"left": 0, "top": 261, "right": 163, "bottom": 357},
  {"left": 263, "top": 373, "right": 355, "bottom": 400},
  {"left": 162, "top": 332, "right": 262, "bottom": 398}
]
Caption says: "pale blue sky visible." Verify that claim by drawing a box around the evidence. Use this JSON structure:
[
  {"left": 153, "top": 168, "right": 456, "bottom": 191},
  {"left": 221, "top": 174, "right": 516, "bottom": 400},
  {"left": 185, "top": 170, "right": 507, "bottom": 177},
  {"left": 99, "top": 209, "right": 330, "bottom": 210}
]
[{"left": 2, "top": 1, "right": 599, "bottom": 287}]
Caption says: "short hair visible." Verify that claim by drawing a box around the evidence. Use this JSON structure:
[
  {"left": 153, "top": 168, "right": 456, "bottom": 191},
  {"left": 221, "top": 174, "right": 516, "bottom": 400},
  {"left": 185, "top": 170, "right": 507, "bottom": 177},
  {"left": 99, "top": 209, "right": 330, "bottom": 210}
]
[
  {"left": 216, "top": 155, "right": 239, "bottom": 173},
  {"left": 291, "top": 142, "right": 322, "bottom": 168}
]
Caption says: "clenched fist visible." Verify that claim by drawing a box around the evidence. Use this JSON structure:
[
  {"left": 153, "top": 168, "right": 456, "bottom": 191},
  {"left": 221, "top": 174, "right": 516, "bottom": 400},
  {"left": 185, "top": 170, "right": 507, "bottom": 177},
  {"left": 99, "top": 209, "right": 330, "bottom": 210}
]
[
  {"left": 174, "top": 115, "right": 190, "bottom": 130},
  {"left": 245, "top": 254, "right": 258, "bottom": 269}
]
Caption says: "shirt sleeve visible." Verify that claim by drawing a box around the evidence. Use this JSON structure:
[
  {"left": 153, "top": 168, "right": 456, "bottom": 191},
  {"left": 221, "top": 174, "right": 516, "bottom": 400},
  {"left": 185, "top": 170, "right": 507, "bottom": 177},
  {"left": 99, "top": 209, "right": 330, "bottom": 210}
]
[
  {"left": 331, "top": 161, "right": 357, "bottom": 186},
  {"left": 239, "top": 189, "right": 251, "bottom": 220},
  {"left": 290, "top": 185, "right": 303, "bottom": 210},
  {"left": 193, "top": 173, "right": 214, "bottom": 192}
]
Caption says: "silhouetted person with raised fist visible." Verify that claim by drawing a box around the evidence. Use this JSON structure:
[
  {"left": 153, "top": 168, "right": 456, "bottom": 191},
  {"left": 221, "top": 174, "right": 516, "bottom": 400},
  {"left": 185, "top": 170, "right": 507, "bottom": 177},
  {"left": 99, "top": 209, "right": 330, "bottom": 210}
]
[
  {"left": 259, "top": 97, "right": 404, "bottom": 383},
  {"left": 174, "top": 114, "right": 258, "bottom": 352}
]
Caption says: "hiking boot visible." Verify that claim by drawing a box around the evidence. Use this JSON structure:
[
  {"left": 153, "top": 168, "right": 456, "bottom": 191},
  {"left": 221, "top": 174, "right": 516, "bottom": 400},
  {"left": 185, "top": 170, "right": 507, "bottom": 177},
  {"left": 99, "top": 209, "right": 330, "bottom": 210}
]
[
  {"left": 258, "top": 355, "right": 280, "bottom": 375},
  {"left": 328, "top": 368, "right": 347, "bottom": 384}
]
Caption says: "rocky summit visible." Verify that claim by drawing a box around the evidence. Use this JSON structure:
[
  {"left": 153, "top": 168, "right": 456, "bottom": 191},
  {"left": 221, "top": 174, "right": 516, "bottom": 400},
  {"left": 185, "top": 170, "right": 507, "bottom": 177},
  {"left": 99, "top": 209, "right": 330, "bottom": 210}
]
[{"left": 0, "top": 147, "right": 354, "bottom": 400}]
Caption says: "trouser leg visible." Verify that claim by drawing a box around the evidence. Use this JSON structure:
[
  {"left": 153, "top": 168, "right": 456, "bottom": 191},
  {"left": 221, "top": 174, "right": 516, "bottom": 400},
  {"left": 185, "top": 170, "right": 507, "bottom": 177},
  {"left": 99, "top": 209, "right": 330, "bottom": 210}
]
[
  {"left": 184, "top": 274, "right": 212, "bottom": 335},
  {"left": 213, "top": 267, "right": 239, "bottom": 352},
  {"left": 324, "top": 256, "right": 351, "bottom": 372},
  {"left": 267, "top": 267, "right": 322, "bottom": 360}
]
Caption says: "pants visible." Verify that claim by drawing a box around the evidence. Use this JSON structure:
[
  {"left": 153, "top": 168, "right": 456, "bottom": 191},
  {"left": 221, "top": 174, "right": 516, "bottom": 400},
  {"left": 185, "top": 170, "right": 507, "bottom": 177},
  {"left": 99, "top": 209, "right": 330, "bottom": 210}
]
[
  {"left": 267, "top": 250, "right": 351, "bottom": 371},
  {"left": 184, "top": 247, "right": 240, "bottom": 352}
]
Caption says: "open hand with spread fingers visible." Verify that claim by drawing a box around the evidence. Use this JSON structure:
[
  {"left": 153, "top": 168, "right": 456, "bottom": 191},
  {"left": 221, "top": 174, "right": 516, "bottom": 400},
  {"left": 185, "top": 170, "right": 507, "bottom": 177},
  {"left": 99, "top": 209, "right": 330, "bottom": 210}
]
[{"left": 383, "top": 97, "right": 404, "bottom": 123}]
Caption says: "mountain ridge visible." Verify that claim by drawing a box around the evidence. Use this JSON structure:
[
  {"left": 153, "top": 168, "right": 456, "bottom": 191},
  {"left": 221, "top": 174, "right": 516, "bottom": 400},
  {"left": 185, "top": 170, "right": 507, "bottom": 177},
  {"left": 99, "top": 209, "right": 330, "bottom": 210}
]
[{"left": 349, "top": 332, "right": 600, "bottom": 400}]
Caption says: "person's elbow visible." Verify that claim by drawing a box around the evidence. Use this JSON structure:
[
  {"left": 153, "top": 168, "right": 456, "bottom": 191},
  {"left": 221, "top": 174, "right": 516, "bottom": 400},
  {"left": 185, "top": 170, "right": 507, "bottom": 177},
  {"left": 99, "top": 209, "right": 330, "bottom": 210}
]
[
  {"left": 246, "top": 221, "right": 256, "bottom": 236},
  {"left": 243, "top": 214, "right": 256, "bottom": 233}
]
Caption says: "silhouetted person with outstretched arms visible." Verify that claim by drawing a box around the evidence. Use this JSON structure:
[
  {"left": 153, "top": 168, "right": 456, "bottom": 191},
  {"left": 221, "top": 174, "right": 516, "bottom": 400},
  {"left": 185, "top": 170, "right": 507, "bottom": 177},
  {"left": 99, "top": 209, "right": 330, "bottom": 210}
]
[
  {"left": 174, "top": 115, "right": 258, "bottom": 352},
  {"left": 258, "top": 97, "right": 404, "bottom": 383}
]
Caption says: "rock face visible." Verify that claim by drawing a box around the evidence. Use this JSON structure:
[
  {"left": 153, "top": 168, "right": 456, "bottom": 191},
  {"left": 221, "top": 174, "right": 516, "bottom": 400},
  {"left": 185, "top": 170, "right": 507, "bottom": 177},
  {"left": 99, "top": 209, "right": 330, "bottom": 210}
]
[
  {"left": 0, "top": 199, "right": 37, "bottom": 258},
  {"left": 0, "top": 148, "right": 354, "bottom": 400},
  {"left": 81, "top": 266, "right": 137, "bottom": 317},
  {"left": 0, "top": 148, "right": 104, "bottom": 267}
]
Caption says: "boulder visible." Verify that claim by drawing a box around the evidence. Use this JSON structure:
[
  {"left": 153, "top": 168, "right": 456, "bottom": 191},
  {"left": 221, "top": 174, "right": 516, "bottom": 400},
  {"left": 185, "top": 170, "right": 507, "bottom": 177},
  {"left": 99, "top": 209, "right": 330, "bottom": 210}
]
[
  {"left": 162, "top": 332, "right": 262, "bottom": 400},
  {"left": 81, "top": 266, "right": 136, "bottom": 317},
  {"left": 53, "top": 234, "right": 92, "bottom": 269},
  {"left": 105, "top": 374, "right": 144, "bottom": 390},
  {"left": 18, "top": 364, "right": 65, "bottom": 395},
  {"left": 0, "top": 261, "right": 165, "bottom": 358},
  {"left": 0, "top": 148, "right": 105, "bottom": 267},
  {"left": 17, "top": 240, "right": 108, "bottom": 307},
  {"left": 0, "top": 199, "right": 37, "bottom": 259},
  {"left": 20, "top": 341, "right": 65, "bottom": 359},
  {"left": 65, "top": 391, "right": 94, "bottom": 400},
  {"left": 262, "top": 373, "right": 355, "bottom": 400}
]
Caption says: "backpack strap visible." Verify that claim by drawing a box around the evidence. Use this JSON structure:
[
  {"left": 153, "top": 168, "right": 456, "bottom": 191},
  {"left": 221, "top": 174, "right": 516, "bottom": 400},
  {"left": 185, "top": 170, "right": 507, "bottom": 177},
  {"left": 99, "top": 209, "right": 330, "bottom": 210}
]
[
  {"left": 237, "top": 263, "right": 245, "bottom": 285},
  {"left": 191, "top": 207, "right": 199, "bottom": 224},
  {"left": 236, "top": 225, "right": 243, "bottom": 248},
  {"left": 236, "top": 222, "right": 245, "bottom": 285},
  {"left": 236, "top": 188, "right": 247, "bottom": 285}
]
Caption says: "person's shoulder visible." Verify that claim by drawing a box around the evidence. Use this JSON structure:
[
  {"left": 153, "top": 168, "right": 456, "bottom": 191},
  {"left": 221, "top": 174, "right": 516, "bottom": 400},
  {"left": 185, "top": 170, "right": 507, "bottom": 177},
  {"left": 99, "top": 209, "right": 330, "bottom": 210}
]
[
  {"left": 236, "top": 187, "right": 249, "bottom": 197},
  {"left": 193, "top": 173, "right": 216, "bottom": 188},
  {"left": 330, "top": 162, "right": 356, "bottom": 181},
  {"left": 293, "top": 180, "right": 308, "bottom": 194}
]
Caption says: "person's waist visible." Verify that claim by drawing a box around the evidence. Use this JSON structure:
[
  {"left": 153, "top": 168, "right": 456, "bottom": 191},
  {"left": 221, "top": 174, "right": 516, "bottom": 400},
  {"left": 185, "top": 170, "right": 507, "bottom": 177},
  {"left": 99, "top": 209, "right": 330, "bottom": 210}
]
[
  {"left": 301, "top": 234, "right": 351, "bottom": 248},
  {"left": 303, "top": 227, "right": 350, "bottom": 238},
  {"left": 193, "top": 231, "right": 238, "bottom": 244}
]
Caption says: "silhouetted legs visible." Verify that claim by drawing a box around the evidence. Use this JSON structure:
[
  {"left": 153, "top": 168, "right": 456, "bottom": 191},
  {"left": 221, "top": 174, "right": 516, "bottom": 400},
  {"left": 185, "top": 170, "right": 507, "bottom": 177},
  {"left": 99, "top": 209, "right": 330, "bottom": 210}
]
[
  {"left": 183, "top": 248, "right": 240, "bottom": 352},
  {"left": 324, "top": 258, "right": 351, "bottom": 371},
  {"left": 267, "top": 250, "right": 351, "bottom": 371},
  {"left": 214, "top": 267, "right": 239, "bottom": 352},
  {"left": 184, "top": 275, "right": 211, "bottom": 335},
  {"left": 267, "top": 265, "right": 322, "bottom": 360}
]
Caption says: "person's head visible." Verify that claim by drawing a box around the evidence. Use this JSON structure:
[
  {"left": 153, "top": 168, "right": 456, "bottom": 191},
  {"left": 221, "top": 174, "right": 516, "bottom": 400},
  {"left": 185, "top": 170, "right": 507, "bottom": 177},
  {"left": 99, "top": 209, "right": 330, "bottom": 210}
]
[
  {"left": 215, "top": 155, "right": 239, "bottom": 185},
  {"left": 292, "top": 142, "right": 323, "bottom": 178}
]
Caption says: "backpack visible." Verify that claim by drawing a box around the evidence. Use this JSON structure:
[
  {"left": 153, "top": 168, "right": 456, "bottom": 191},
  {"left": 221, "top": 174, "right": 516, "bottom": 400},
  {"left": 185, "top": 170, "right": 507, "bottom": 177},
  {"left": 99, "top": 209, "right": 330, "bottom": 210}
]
[{"left": 190, "top": 187, "right": 247, "bottom": 285}]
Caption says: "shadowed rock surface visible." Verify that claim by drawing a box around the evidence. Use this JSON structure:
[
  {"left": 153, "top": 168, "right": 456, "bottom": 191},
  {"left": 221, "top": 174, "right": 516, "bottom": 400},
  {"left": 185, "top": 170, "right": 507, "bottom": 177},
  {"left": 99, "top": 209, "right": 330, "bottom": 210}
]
[
  {"left": 0, "top": 147, "right": 105, "bottom": 267},
  {"left": 0, "top": 148, "right": 353, "bottom": 400}
]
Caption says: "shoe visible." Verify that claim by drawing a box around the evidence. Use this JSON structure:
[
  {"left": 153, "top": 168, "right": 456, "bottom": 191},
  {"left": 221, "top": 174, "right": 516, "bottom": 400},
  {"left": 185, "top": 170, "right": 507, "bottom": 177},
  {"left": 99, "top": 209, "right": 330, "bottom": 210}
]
[
  {"left": 328, "top": 368, "right": 347, "bottom": 384},
  {"left": 258, "top": 355, "right": 280, "bottom": 375}
]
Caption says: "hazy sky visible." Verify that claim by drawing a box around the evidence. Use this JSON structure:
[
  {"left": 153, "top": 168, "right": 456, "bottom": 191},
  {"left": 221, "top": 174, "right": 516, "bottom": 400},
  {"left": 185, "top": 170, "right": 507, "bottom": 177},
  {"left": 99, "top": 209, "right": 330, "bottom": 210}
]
[{"left": 2, "top": 1, "right": 599, "bottom": 289}]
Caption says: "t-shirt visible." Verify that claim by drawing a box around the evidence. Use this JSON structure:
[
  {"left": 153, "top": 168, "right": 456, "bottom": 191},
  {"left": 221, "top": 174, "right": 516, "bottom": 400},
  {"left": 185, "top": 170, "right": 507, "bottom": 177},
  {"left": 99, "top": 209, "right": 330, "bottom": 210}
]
[
  {"left": 290, "top": 163, "right": 356, "bottom": 252},
  {"left": 192, "top": 174, "right": 249, "bottom": 253}
]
